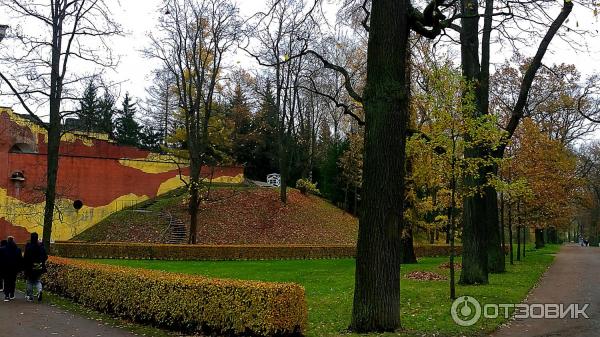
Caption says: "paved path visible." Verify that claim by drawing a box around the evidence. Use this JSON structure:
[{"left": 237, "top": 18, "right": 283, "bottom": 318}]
[
  {"left": 2, "top": 291, "right": 134, "bottom": 337},
  {"left": 492, "top": 244, "right": 600, "bottom": 337}
]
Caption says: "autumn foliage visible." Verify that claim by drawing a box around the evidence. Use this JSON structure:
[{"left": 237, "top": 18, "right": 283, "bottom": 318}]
[
  {"left": 509, "top": 119, "right": 580, "bottom": 232},
  {"left": 43, "top": 257, "right": 308, "bottom": 336}
]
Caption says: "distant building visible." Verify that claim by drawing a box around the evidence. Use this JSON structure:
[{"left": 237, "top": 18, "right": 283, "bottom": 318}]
[{"left": 0, "top": 107, "right": 244, "bottom": 242}]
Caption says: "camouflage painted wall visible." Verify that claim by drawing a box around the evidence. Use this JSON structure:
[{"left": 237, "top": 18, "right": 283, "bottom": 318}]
[{"left": 0, "top": 108, "right": 243, "bottom": 242}]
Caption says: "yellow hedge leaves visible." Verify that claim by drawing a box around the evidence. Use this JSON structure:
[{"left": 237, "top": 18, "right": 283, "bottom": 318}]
[{"left": 43, "top": 257, "right": 308, "bottom": 336}]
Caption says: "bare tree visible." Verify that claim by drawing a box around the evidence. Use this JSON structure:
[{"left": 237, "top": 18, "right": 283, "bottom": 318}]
[
  {"left": 0, "top": 0, "right": 121, "bottom": 250},
  {"left": 146, "top": 0, "right": 241, "bottom": 244},
  {"left": 142, "top": 68, "right": 178, "bottom": 145},
  {"left": 245, "top": 0, "right": 319, "bottom": 203},
  {"left": 492, "top": 60, "right": 599, "bottom": 146}
]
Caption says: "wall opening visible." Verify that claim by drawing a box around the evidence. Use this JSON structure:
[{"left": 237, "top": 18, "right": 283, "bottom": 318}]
[
  {"left": 73, "top": 200, "right": 83, "bottom": 210},
  {"left": 9, "top": 143, "right": 37, "bottom": 154}
]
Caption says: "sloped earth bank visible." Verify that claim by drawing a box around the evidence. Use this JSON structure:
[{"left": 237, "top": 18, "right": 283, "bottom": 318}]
[
  {"left": 75, "top": 187, "right": 359, "bottom": 245},
  {"left": 190, "top": 188, "right": 358, "bottom": 244}
]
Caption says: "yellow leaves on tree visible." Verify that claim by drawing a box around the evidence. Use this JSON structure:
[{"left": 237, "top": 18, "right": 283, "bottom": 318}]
[{"left": 511, "top": 118, "right": 580, "bottom": 230}]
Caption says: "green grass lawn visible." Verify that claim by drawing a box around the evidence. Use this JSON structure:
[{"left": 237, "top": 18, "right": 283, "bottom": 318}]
[{"left": 87, "top": 244, "right": 560, "bottom": 337}]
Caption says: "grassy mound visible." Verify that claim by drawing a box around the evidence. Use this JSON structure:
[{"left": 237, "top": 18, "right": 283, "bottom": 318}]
[
  {"left": 73, "top": 188, "right": 185, "bottom": 243},
  {"left": 74, "top": 187, "right": 358, "bottom": 245}
]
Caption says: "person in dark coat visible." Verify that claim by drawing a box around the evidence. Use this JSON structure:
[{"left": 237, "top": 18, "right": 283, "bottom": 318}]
[
  {"left": 0, "top": 239, "right": 7, "bottom": 293},
  {"left": 1, "top": 236, "right": 22, "bottom": 301},
  {"left": 23, "top": 232, "right": 47, "bottom": 302}
]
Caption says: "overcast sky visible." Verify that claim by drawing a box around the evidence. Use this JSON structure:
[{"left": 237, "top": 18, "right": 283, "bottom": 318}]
[{"left": 1, "top": 0, "right": 600, "bottom": 140}]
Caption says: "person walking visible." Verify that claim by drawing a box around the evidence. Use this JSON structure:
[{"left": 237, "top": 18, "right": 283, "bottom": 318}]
[
  {"left": 0, "top": 239, "right": 7, "bottom": 293},
  {"left": 23, "top": 232, "right": 47, "bottom": 303},
  {"left": 0, "top": 236, "right": 22, "bottom": 301}
]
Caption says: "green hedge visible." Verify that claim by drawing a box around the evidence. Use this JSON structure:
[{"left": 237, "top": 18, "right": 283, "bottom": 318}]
[
  {"left": 43, "top": 257, "right": 307, "bottom": 336},
  {"left": 52, "top": 242, "right": 462, "bottom": 260}
]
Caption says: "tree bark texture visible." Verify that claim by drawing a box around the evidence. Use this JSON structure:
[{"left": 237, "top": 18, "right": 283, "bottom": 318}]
[
  {"left": 350, "top": 0, "right": 410, "bottom": 331},
  {"left": 459, "top": 0, "right": 489, "bottom": 284}
]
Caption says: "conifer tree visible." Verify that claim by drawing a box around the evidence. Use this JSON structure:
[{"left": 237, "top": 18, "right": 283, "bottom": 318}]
[
  {"left": 78, "top": 81, "right": 100, "bottom": 133},
  {"left": 97, "top": 91, "right": 116, "bottom": 137},
  {"left": 115, "top": 93, "right": 141, "bottom": 146}
]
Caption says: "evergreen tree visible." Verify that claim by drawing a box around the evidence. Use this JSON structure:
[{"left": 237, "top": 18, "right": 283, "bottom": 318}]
[
  {"left": 77, "top": 81, "right": 100, "bottom": 133},
  {"left": 227, "top": 83, "right": 255, "bottom": 165},
  {"left": 115, "top": 93, "right": 141, "bottom": 146},
  {"left": 97, "top": 91, "right": 115, "bottom": 137},
  {"left": 246, "top": 80, "right": 279, "bottom": 180},
  {"left": 139, "top": 126, "right": 162, "bottom": 152}
]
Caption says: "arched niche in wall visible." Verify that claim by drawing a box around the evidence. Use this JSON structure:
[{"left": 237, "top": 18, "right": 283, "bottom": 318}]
[{"left": 9, "top": 142, "right": 37, "bottom": 154}]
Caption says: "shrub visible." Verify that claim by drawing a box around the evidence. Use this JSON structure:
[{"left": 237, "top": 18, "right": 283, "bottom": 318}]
[
  {"left": 43, "top": 257, "right": 307, "bottom": 336},
  {"left": 295, "top": 179, "right": 320, "bottom": 196},
  {"left": 51, "top": 242, "right": 463, "bottom": 260}
]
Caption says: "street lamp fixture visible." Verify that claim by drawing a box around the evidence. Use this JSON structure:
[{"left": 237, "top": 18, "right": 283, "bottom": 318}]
[{"left": 0, "top": 25, "right": 8, "bottom": 43}]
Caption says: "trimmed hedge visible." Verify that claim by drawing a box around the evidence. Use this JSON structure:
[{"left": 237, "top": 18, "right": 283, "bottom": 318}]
[
  {"left": 43, "top": 257, "right": 307, "bottom": 336},
  {"left": 52, "top": 242, "right": 462, "bottom": 260}
]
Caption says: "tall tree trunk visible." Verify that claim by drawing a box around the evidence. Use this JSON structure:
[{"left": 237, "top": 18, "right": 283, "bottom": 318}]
[
  {"left": 479, "top": 0, "right": 505, "bottom": 274},
  {"left": 354, "top": 184, "right": 359, "bottom": 216},
  {"left": 42, "top": 114, "right": 61, "bottom": 252},
  {"left": 449, "top": 144, "right": 457, "bottom": 300},
  {"left": 459, "top": 0, "right": 488, "bottom": 285},
  {"left": 187, "top": 124, "right": 201, "bottom": 244},
  {"left": 508, "top": 202, "right": 514, "bottom": 265},
  {"left": 446, "top": 207, "right": 451, "bottom": 244},
  {"left": 350, "top": 0, "right": 410, "bottom": 331},
  {"left": 516, "top": 224, "right": 521, "bottom": 262},
  {"left": 401, "top": 228, "right": 417, "bottom": 264},
  {"left": 516, "top": 202, "right": 521, "bottom": 261},
  {"left": 279, "top": 130, "right": 288, "bottom": 203},
  {"left": 500, "top": 192, "right": 506, "bottom": 260},
  {"left": 344, "top": 183, "right": 349, "bottom": 211},
  {"left": 486, "top": 183, "right": 505, "bottom": 273},
  {"left": 42, "top": 24, "right": 64, "bottom": 252},
  {"left": 535, "top": 228, "right": 545, "bottom": 249},
  {"left": 522, "top": 226, "right": 527, "bottom": 257}
]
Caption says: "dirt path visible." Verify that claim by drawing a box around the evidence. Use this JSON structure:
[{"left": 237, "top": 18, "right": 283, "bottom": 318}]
[
  {"left": 492, "top": 244, "right": 600, "bottom": 337},
  {"left": 2, "top": 291, "right": 135, "bottom": 337}
]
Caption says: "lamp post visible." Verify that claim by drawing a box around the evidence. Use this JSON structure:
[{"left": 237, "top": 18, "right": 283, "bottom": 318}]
[{"left": 0, "top": 25, "right": 8, "bottom": 43}]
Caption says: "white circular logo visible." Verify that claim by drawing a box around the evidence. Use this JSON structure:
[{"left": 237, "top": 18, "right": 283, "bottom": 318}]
[{"left": 451, "top": 296, "right": 482, "bottom": 326}]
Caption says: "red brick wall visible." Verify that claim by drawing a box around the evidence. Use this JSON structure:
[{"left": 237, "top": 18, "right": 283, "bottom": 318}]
[{"left": 0, "top": 109, "right": 243, "bottom": 242}]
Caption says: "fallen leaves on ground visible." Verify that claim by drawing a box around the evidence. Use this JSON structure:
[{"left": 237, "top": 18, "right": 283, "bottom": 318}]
[
  {"left": 438, "top": 262, "right": 462, "bottom": 270},
  {"left": 405, "top": 271, "right": 447, "bottom": 281}
]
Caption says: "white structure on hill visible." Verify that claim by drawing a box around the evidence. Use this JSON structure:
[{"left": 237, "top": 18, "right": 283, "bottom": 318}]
[{"left": 267, "top": 173, "right": 281, "bottom": 187}]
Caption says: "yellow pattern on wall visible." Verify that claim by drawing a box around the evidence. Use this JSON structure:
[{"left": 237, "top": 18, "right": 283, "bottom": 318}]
[
  {"left": 212, "top": 173, "right": 245, "bottom": 184},
  {"left": 1, "top": 108, "right": 110, "bottom": 147},
  {"left": 157, "top": 176, "right": 189, "bottom": 196},
  {"left": 0, "top": 187, "right": 149, "bottom": 241},
  {"left": 118, "top": 158, "right": 183, "bottom": 174},
  {"left": 155, "top": 173, "right": 245, "bottom": 196}
]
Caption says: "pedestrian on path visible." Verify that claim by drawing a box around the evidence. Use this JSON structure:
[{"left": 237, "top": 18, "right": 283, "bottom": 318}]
[
  {"left": 0, "top": 236, "right": 23, "bottom": 301},
  {"left": 23, "top": 233, "right": 47, "bottom": 303},
  {"left": 0, "top": 239, "right": 6, "bottom": 293}
]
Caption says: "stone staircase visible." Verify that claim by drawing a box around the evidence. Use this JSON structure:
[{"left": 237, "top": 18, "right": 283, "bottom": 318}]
[
  {"left": 164, "top": 212, "right": 188, "bottom": 244},
  {"left": 131, "top": 194, "right": 188, "bottom": 244}
]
